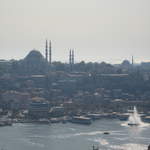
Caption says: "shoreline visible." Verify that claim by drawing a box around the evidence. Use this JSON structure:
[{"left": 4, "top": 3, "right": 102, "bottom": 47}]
[{"left": 10, "top": 113, "right": 150, "bottom": 125}]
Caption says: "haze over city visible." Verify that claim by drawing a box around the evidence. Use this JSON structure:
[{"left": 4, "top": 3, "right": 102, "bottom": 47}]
[{"left": 0, "top": 0, "right": 150, "bottom": 63}]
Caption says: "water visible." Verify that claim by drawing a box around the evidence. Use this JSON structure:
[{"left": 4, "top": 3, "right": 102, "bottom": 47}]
[{"left": 0, "top": 120, "right": 149, "bottom": 150}]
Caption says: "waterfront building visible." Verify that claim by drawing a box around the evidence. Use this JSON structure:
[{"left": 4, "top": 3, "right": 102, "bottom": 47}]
[
  {"left": 2, "top": 91, "right": 30, "bottom": 110},
  {"left": 49, "top": 106, "right": 65, "bottom": 117},
  {"left": 29, "top": 97, "right": 49, "bottom": 119}
]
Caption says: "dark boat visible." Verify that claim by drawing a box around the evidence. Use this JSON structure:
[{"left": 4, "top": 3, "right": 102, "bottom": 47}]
[
  {"left": 103, "top": 131, "right": 110, "bottom": 135},
  {"left": 148, "top": 144, "right": 150, "bottom": 150},
  {"left": 128, "top": 123, "right": 139, "bottom": 126},
  {"left": 92, "top": 145, "right": 99, "bottom": 150}
]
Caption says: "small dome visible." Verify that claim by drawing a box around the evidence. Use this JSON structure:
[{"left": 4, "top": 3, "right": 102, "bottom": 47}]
[{"left": 122, "top": 60, "right": 130, "bottom": 66}]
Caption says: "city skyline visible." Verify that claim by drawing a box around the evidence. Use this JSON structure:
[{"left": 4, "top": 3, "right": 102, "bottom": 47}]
[
  {"left": 0, "top": 0, "right": 150, "bottom": 63},
  {"left": 0, "top": 40, "right": 144, "bottom": 65}
]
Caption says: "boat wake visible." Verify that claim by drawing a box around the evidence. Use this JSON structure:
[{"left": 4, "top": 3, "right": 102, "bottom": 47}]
[
  {"left": 52, "top": 131, "right": 107, "bottom": 139},
  {"left": 121, "top": 106, "right": 149, "bottom": 128},
  {"left": 110, "top": 143, "right": 147, "bottom": 150},
  {"left": 121, "top": 121, "right": 149, "bottom": 128},
  {"left": 88, "top": 137, "right": 109, "bottom": 145},
  {"left": 19, "top": 138, "right": 45, "bottom": 148},
  {"left": 89, "top": 137, "right": 147, "bottom": 150}
]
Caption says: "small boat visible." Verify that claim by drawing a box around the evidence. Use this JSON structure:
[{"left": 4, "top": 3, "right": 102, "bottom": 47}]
[
  {"left": 128, "top": 123, "right": 139, "bottom": 126},
  {"left": 148, "top": 144, "right": 150, "bottom": 150},
  {"left": 103, "top": 131, "right": 110, "bottom": 135},
  {"left": 92, "top": 145, "right": 99, "bottom": 150}
]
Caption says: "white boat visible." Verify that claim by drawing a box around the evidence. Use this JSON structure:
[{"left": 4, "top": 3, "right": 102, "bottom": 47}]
[
  {"left": 127, "top": 106, "right": 141, "bottom": 126},
  {"left": 71, "top": 116, "right": 92, "bottom": 125},
  {"left": 0, "top": 117, "right": 12, "bottom": 126}
]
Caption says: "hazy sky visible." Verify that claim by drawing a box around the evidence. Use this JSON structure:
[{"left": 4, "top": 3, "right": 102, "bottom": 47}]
[{"left": 0, "top": 0, "right": 150, "bottom": 63}]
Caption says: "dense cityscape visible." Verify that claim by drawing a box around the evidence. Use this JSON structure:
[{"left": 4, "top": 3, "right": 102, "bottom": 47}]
[
  {"left": 1, "top": 0, "right": 150, "bottom": 149},
  {"left": 0, "top": 41, "right": 150, "bottom": 125}
]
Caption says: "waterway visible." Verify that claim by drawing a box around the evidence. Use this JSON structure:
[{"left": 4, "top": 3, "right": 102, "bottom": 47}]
[{"left": 0, "top": 119, "right": 149, "bottom": 150}]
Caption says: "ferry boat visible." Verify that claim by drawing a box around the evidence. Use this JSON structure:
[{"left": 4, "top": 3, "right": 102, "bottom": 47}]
[
  {"left": 37, "top": 118, "right": 50, "bottom": 124},
  {"left": 86, "top": 113, "right": 102, "bottom": 120},
  {"left": 0, "top": 118, "right": 12, "bottom": 126},
  {"left": 71, "top": 116, "right": 92, "bottom": 125},
  {"left": 50, "top": 118, "right": 61, "bottom": 123},
  {"left": 143, "top": 116, "right": 150, "bottom": 123}
]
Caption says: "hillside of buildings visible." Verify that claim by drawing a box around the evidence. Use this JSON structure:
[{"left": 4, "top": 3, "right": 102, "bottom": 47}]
[{"left": 0, "top": 50, "right": 150, "bottom": 119}]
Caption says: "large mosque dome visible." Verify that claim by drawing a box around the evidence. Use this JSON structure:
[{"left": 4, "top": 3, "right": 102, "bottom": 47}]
[
  {"left": 20, "top": 50, "right": 48, "bottom": 75},
  {"left": 24, "top": 50, "right": 45, "bottom": 62}
]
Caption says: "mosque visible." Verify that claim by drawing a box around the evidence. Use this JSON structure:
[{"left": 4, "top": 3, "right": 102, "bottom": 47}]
[{"left": 20, "top": 40, "right": 75, "bottom": 75}]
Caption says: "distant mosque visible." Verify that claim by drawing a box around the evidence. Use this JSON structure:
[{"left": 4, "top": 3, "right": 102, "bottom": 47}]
[
  {"left": 19, "top": 40, "right": 75, "bottom": 75},
  {"left": 25, "top": 39, "right": 76, "bottom": 65}
]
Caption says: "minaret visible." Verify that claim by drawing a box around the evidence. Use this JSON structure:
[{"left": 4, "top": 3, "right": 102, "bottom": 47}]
[
  {"left": 45, "top": 40, "right": 48, "bottom": 62},
  {"left": 132, "top": 56, "right": 134, "bottom": 65},
  {"left": 49, "top": 40, "right": 52, "bottom": 65},
  {"left": 69, "top": 49, "right": 72, "bottom": 65},
  {"left": 72, "top": 49, "right": 74, "bottom": 65}
]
